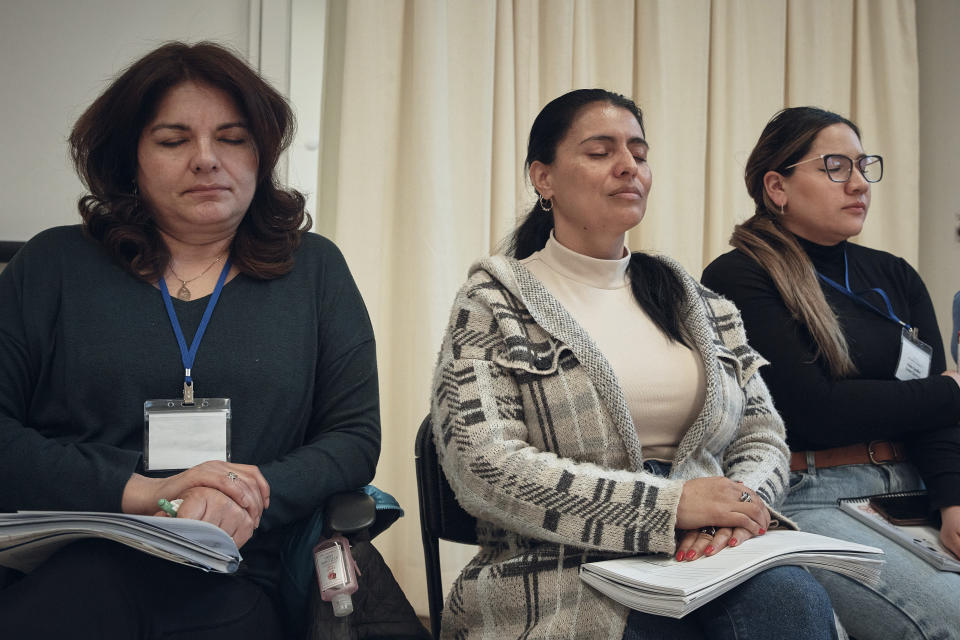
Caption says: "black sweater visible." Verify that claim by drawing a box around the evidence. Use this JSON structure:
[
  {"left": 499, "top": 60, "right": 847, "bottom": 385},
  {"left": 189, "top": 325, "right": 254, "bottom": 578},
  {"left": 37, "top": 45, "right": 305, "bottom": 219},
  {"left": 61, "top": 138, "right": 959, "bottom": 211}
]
[
  {"left": 702, "top": 237, "right": 960, "bottom": 507},
  {"left": 0, "top": 226, "right": 381, "bottom": 593}
]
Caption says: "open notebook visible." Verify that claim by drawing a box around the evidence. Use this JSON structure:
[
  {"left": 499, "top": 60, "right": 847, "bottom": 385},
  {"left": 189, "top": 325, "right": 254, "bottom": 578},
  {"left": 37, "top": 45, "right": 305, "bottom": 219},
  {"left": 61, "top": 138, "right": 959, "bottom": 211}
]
[
  {"left": 579, "top": 530, "right": 883, "bottom": 618},
  {"left": 0, "top": 511, "right": 240, "bottom": 574},
  {"left": 838, "top": 491, "right": 960, "bottom": 572}
]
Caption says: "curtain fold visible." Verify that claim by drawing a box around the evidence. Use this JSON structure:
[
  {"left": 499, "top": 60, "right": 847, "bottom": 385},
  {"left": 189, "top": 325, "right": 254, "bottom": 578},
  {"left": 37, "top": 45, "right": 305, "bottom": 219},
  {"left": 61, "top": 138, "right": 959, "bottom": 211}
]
[{"left": 308, "top": 0, "right": 919, "bottom": 616}]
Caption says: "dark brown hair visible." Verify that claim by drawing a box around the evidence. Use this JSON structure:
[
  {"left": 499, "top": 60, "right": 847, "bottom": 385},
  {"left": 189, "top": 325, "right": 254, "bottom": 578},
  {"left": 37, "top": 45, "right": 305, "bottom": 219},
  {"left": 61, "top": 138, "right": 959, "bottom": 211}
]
[
  {"left": 507, "top": 88, "right": 687, "bottom": 345},
  {"left": 734, "top": 106, "right": 860, "bottom": 377},
  {"left": 69, "top": 41, "right": 309, "bottom": 281}
]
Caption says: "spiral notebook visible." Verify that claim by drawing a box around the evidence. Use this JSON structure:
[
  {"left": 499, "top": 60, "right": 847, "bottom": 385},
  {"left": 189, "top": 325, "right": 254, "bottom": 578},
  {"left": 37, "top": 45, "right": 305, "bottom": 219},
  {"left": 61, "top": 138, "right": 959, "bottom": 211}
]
[{"left": 838, "top": 490, "right": 960, "bottom": 572}]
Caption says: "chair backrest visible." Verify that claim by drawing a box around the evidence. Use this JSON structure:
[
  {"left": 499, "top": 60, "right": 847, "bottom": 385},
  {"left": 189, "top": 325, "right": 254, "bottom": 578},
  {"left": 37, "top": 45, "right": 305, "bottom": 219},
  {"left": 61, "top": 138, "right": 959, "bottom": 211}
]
[
  {"left": 0, "top": 241, "right": 25, "bottom": 272},
  {"left": 414, "top": 415, "right": 477, "bottom": 640}
]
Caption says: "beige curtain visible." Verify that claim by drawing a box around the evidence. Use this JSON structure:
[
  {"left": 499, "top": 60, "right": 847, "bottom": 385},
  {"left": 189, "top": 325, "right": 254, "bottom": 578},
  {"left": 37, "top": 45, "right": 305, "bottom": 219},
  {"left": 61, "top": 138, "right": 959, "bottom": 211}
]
[{"left": 310, "top": 0, "right": 918, "bottom": 615}]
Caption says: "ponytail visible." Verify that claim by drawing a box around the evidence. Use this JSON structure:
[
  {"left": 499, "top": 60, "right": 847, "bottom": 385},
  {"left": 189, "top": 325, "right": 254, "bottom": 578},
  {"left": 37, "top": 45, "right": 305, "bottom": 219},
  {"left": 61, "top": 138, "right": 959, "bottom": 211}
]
[{"left": 732, "top": 214, "right": 856, "bottom": 377}]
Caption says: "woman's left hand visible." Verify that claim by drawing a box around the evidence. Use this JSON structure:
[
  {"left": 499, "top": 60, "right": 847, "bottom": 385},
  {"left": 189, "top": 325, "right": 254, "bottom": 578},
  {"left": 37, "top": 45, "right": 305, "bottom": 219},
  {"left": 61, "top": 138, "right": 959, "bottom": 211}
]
[
  {"left": 939, "top": 505, "right": 960, "bottom": 559},
  {"left": 675, "top": 523, "right": 765, "bottom": 562}
]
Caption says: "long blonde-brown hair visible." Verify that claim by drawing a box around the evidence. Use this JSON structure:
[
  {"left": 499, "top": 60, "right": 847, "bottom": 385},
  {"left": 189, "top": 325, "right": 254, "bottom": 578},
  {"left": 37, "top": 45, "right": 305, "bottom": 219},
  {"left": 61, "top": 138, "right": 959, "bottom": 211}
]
[{"left": 735, "top": 107, "right": 860, "bottom": 378}]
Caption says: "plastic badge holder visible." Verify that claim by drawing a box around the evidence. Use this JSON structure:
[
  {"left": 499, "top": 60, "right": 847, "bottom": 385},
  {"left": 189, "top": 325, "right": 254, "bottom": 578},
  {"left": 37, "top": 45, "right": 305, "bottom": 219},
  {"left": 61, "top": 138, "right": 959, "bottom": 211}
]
[{"left": 143, "top": 398, "right": 231, "bottom": 471}]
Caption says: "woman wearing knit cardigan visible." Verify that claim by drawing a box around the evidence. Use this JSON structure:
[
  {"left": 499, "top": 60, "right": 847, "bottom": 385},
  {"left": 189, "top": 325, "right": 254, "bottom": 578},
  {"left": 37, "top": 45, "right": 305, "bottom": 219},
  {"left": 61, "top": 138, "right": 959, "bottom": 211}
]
[{"left": 430, "top": 90, "right": 837, "bottom": 640}]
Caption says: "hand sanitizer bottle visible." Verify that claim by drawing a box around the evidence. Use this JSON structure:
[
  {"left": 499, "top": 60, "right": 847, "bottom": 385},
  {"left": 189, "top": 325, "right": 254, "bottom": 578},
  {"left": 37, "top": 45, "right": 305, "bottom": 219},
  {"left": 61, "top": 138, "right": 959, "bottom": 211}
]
[{"left": 313, "top": 534, "right": 359, "bottom": 616}]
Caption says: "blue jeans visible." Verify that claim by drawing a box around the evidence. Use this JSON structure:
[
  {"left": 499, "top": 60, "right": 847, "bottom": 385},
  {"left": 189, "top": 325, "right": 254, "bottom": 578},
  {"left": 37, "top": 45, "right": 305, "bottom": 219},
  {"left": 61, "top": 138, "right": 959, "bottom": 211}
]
[
  {"left": 620, "top": 461, "right": 839, "bottom": 640},
  {"left": 784, "top": 461, "right": 960, "bottom": 640}
]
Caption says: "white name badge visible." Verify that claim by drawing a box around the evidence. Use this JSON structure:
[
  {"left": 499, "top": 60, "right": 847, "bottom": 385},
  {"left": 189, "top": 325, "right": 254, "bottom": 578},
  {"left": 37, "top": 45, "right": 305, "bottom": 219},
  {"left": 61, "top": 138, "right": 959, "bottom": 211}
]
[
  {"left": 143, "top": 398, "right": 231, "bottom": 471},
  {"left": 895, "top": 328, "right": 932, "bottom": 381}
]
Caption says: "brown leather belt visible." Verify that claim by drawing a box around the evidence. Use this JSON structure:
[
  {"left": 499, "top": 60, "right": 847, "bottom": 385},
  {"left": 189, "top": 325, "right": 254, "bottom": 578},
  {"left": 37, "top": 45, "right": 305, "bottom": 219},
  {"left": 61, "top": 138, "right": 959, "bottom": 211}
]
[{"left": 789, "top": 441, "right": 907, "bottom": 472}]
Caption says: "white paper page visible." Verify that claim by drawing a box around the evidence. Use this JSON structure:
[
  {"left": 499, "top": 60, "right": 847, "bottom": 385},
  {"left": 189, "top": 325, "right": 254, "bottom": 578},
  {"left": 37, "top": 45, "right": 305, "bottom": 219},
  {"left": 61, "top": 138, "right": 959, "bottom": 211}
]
[
  {"left": 0, "top": 512, "right": 237, "bottom": 556},
  {"left": 583, "top": 530, "right": 881, "bottom": 596},
  {"left": 147, "top": 411, "right": 228, "bottom": 470},
  {"left": 0, "top": 512, "right": 240, "bottom": 573}
]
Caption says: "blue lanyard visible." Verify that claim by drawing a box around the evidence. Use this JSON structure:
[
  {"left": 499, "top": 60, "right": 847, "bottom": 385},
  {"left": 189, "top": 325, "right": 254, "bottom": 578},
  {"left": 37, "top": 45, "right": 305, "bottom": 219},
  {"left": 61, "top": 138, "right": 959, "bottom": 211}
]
[
  {"left": 816, "top": 248, "right": 910, "bottom": 330},
  {"left": 159, "top": 258, "right": 231, "bottom": 402}
]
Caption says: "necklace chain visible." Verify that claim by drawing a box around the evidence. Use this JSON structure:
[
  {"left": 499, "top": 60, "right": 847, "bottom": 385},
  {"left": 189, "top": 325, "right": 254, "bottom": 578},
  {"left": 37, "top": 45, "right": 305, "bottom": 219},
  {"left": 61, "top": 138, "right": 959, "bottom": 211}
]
[{"left": 168, "top": 253, "right": 226, "bottom": 301}]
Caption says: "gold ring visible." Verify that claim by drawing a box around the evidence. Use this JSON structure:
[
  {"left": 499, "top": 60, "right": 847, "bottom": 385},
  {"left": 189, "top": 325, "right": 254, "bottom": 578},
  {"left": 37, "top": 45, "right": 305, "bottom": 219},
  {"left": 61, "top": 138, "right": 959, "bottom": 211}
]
[{"left": 698, "top": 526, "right": 717, "bottom": 537}]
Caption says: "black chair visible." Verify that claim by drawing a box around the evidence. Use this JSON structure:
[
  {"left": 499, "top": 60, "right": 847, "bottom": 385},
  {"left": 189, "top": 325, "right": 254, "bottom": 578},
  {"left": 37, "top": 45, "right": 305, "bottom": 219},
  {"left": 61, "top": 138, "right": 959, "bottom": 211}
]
[
  {"left": 0, "top": 240, "right": 25, "bottom": 267},
  {"left": 414, "top": 415, "right": 478, "bottom": 640}
]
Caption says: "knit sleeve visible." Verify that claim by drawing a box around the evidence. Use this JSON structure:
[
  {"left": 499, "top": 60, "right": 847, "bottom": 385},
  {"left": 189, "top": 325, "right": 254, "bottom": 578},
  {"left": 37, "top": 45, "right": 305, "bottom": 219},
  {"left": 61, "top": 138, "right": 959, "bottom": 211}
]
[
  {"left": 433, "top": 358, "right": 686, "bottom": 554},
  {"left": 698, "top": 287, "right": 791, "bottom": 510},
  {"left": 721, "top": 364, "right": 791, "bottom": 509},
  {"left": 430, "top": 284, "right": 684, "bottom": 555}
]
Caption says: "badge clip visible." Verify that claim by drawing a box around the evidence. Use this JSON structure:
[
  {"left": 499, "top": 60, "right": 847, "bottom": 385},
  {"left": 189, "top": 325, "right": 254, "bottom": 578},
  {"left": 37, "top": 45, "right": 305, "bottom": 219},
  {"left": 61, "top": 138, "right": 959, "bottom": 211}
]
[{"left": 183, "top": 372, "right": 194, "bottom": 405}]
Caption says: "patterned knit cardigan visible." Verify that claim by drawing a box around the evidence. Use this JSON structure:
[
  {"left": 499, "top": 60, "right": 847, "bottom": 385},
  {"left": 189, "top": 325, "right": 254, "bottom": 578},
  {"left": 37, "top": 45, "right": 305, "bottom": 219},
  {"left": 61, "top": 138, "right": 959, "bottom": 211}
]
[{"left": 430, "top": 253, "right": 792, "bottom": 640}]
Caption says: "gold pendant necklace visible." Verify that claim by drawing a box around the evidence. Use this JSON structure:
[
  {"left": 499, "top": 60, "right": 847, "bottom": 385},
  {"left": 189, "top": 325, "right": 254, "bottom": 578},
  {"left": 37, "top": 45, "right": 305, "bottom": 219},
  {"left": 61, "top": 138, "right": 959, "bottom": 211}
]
[{"left": 168, "top": 253, "right": 226, "bottom": 301}]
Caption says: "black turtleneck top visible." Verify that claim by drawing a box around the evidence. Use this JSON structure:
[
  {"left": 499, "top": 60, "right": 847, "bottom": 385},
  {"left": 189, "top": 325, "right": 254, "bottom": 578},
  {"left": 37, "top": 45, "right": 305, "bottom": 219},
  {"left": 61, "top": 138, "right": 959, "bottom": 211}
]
[{"left": 702, "top": 237, "right": 960, "bottom": 508}]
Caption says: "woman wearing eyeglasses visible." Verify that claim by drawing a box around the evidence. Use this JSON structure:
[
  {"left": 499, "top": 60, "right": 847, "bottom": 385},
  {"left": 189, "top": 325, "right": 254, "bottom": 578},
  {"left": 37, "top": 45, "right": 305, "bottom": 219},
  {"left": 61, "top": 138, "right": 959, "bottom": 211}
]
[{"left": 702, "top": 106, "right": 960, "bottom": 640}]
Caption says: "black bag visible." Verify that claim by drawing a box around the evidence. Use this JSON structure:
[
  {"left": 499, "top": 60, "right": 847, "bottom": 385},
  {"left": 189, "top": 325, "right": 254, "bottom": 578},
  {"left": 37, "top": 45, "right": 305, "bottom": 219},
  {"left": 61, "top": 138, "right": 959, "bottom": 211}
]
[{"left": 309, "top": 537, "right": 430, "bottom": 640}]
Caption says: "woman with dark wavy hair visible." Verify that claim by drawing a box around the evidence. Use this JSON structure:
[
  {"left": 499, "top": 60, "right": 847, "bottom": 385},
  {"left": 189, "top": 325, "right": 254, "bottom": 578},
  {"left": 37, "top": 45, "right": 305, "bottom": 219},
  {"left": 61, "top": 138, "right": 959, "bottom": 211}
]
[
  {"left": 71, "top": 40, "right": 307, "bottom": 281},
  {"left": 0, "top": 42, "right": 380, "bottom": 638}
]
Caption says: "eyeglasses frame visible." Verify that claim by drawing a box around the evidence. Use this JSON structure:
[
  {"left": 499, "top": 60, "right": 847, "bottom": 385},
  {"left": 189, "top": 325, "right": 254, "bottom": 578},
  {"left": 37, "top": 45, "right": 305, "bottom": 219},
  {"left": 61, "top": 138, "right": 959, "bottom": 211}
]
[{"left": 783, "top": 153, "right": 883, "bottom": 183}]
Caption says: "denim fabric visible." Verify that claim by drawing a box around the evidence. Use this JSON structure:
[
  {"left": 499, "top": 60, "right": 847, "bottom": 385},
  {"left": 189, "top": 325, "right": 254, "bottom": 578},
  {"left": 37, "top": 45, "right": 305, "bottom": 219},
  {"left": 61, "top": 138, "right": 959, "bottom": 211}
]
[
  {"left": 621, "top": 565, "right": 838, "bottom": 640},
  {"left": 622, "top": 461, "right": 839, "bottom": 640},
  {"left": 784, "top": 461, "right": 960, "bottom": 640}
]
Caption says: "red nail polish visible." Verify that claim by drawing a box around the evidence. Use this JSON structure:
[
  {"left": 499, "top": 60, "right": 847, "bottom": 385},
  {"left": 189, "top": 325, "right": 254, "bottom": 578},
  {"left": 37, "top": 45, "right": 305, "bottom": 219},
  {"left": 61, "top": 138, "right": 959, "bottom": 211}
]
[
  {"left": 705, "top": 545, "right": 714, "bottom": 555},
  {"left": 676, "top": 550, "right": 684, "bottom": 561},
  {"left": 685, "top": 549, "right": 696, "bottom": 560},
  {"left": 729, "top": 538, "right": 738, "bottom": 546},
  {"left": 759, "top": 528, "right": 766, "bottom": 535}
]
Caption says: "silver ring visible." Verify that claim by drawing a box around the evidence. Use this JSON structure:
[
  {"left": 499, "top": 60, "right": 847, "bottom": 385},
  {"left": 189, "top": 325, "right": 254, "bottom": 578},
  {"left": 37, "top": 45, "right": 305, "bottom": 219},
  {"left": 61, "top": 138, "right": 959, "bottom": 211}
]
[
  {"left": 698, "top": 526, "right": 717, "bottom": 537},
  {"left": 739, "top": 491, "right": 752, "bottom": 503},
  {"left": 227, "top": 471, "right": 239, "bottom": 481}
]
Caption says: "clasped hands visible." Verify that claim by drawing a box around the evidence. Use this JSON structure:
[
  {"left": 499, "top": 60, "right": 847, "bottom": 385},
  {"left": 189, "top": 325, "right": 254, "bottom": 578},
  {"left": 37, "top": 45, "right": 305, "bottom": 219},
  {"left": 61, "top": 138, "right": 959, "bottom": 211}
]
[
  {"left": 121, "top": 461, "right": 270, "bottom": 548},
  {"left": 674, "top": 476, "right": 770, "bottom": 562}
]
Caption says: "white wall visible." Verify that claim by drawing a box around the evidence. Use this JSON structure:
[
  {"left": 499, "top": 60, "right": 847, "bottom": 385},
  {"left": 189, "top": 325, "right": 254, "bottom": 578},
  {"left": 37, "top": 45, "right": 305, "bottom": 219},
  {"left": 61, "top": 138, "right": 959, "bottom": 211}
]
[
  {"left": 917, "top": 0, "right": 960, "bottom": 361},
  {"left": 0, "top": 0, "right": 252, "bottom": 242}
]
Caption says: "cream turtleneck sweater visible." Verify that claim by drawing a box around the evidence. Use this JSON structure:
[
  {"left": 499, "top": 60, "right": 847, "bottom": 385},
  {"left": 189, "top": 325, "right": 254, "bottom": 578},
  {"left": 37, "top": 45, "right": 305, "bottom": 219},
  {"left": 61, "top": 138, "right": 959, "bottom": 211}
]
[{"left": 520, "top": 233, "right": 706, "bottom": 461}]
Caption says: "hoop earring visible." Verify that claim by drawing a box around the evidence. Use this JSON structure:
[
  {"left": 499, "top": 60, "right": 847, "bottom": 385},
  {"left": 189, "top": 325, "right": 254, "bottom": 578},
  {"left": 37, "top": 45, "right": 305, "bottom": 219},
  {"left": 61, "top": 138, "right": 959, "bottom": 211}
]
[{"left": 538, "top": 194, "right": 553, "bottom": 212}]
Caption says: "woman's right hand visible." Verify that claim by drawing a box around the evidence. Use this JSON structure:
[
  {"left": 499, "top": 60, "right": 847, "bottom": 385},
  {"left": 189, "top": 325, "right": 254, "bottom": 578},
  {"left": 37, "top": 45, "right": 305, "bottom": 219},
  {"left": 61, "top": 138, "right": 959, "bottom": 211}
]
[
  {"left": 121, "top": 461, "right": 270, "bottom": 527},
  {"left": 675, "top": 476, "right": 770, "bottom": 535}
]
